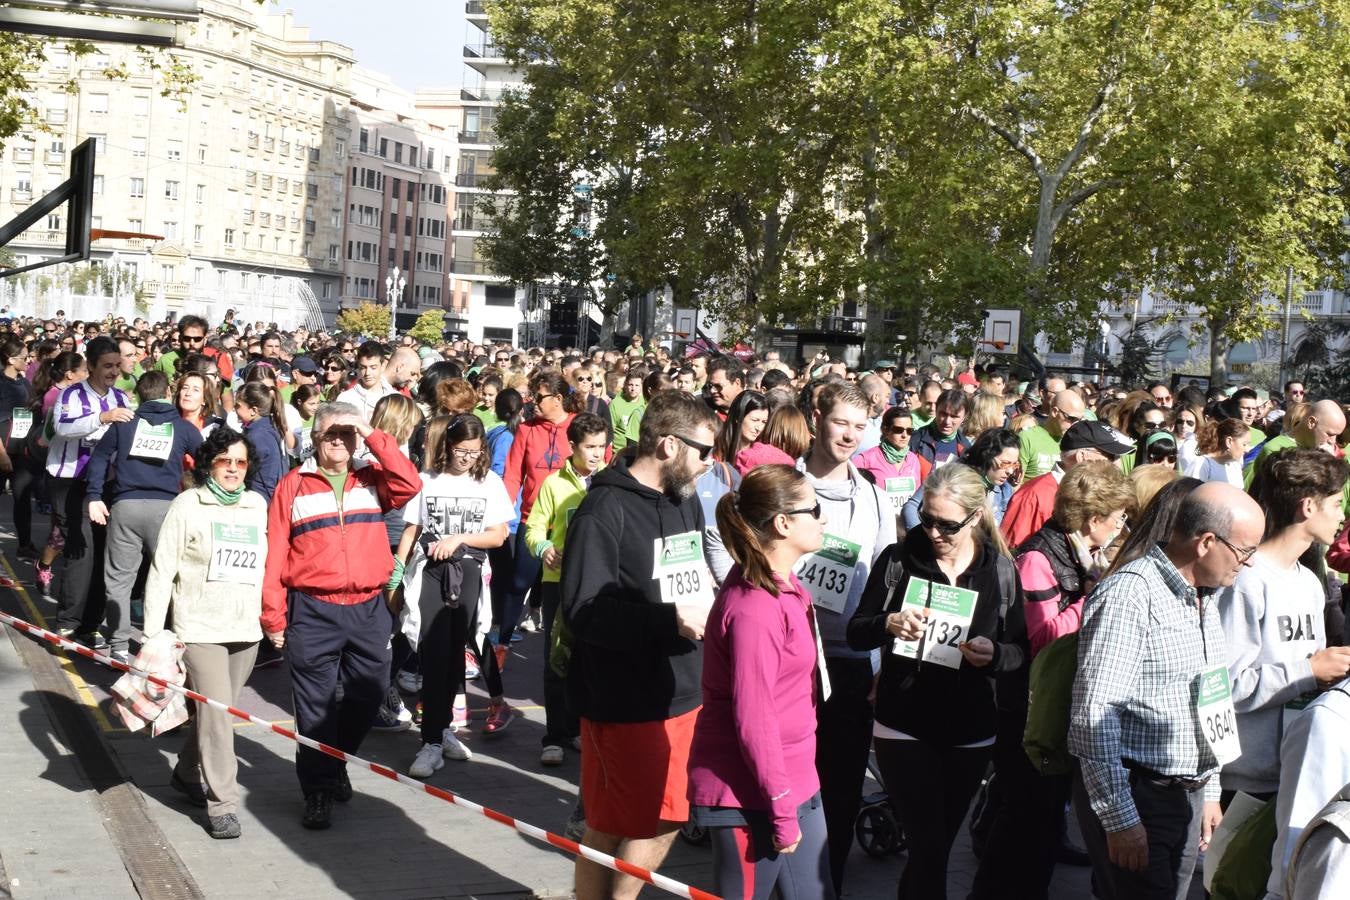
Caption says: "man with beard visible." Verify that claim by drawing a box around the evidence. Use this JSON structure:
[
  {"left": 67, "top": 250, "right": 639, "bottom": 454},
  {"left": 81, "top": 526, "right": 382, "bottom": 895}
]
[
  {"left": 561, "top": 390, "right": 719, "bottom": 899},
  {"left": 793, "top": 382, "right": 896, "bottom": 892}
]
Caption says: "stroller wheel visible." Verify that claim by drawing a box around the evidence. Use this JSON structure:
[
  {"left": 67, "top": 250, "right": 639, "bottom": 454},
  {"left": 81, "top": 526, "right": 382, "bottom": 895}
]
[
  {"left": 855, "top": 803, "right": 904, "bottom": 857},
  {"left": 680, "top": 820, "right": 710, "bottom": 846}
]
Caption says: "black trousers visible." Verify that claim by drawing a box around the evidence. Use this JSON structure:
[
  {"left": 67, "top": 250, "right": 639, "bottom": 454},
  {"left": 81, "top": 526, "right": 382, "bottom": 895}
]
[
  {"left": 1073, "top": 767, "right": 1203, "bottom": 900},
  {"left": 875, "top": 736, "right": 992, "bottom": 900},
  {"left": 538, "top": 581, "right": 577, "bottom": 748},
  {"left": 968, "top": 706, "right": 1071, "bottom": 900},
  {"left": 287, "top": 590, "right": 391, "bottom": 795},
  {"left": 416, "top": 557, "right": 501, "bottom": 742},
  {"left": 9, "top": 452, "right": 37, "bottom": 548},
  {"left": 52, "top": 476, "right": 107, "bottom": 634},
  {"left": 813, "top": 656, "right": 875, "bottom": 894}
]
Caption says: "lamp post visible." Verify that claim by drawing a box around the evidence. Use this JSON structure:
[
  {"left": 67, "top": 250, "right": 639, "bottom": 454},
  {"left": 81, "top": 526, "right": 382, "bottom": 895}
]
[{"left": 385, "top": 266, "right": 406, "bottom": 343}]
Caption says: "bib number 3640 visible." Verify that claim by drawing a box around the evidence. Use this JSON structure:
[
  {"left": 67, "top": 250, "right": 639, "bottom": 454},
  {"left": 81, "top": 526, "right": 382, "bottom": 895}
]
[{"left": 1196, "top": 665, "right": 1241, "bottom": 765}]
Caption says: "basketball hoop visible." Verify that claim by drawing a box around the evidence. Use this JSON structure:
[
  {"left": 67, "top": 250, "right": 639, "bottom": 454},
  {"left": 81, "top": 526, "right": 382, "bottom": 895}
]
[{"left": 976, "top": 338, "right": 1007, "bottom": 351}]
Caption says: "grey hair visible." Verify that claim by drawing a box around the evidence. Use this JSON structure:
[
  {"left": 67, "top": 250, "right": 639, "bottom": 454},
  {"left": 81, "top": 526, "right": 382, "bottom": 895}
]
[
  {"left": 311, "top": 401, "right": 361, "bottom": 436},
  {"left": 1173, "top": 493, "right": 1234, "bottom": 541}
]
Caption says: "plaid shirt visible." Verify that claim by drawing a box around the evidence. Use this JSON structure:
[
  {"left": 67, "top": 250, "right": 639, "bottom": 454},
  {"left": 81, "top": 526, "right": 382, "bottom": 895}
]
[{"left": 1069, "top": 545, "right": 1225, "bottom": 831}]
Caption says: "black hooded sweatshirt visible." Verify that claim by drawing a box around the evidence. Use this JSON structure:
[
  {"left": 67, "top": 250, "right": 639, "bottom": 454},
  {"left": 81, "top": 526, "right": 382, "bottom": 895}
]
[
  {"left": 847, "top": 527, "right": 1028, "bottom": 746},
  {"left": 560, "top": 454, "right": 707, "bottom": 723}
]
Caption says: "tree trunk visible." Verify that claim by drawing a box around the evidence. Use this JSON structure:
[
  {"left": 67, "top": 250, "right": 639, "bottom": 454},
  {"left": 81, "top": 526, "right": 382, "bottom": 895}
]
[
  {"left": 1029, "top": 175, "right": 1061, "bottom": 274},
  {"left": 599, "top": 311, "right": 617, "bottom": 346},
  {"left": 1208, "top": 315, "right": 1229, "bottom": 386}
]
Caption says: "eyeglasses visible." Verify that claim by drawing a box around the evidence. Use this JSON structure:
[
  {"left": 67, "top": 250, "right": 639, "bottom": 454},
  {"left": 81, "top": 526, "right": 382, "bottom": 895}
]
[
  {"left": 1148, "top": 452, "right": 1178, "bottom": 465},
  {"left": 326, "top": 364, "right": 345, "bottom": 372},
  {"left": 1215, "top": 534, "right": 1258, "bottom": 566},
  {"left": 918, "top": 507, "right": 979, "bottom": 537},
  {"left": 536, "top": 392, "right": 557, "bottom": 403},
  {"left": 782, "top": 503, "right": 823, "bottom": 520},
  {"left": 1152, "top": 394, "right": 1172, "bottom": 403},
  {"left": 991, "top": 458, "right": 1020, "bottom": 471},
  {"left": 888, "top": 426, "right": 914, "bottom": 435},
  {"left": 451, "top": 448, "right": 483, "bottom": 458},
  {"left": 318, "top": 428, "right": 357, "bottom": 443},
  {"left": 211, "top": 456, "right": 249, "bottom": 469},
  {"left": 574, "top": 376, "right": 592, "bottom": 384},
  {"left": 668, "top": 433, "right": 714, "bottom": 461}
]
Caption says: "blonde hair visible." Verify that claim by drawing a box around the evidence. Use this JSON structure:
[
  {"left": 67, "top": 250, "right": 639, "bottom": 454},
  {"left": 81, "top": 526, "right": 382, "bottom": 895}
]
[
  {"left": 922, "top": 463, "right": 1011, "bottom": 558},
  {"left": 964, "top": 393, "right": 1006, "bottom": 438},
  {"left": 371, "top": 393, "right": 423, "bottom": 446},
  {"left": 1129, "top": 463, "right": 1180, "bottom": 516},
  {"left": 1053, "top": 461, "right": 1134, "bottom": 535},
  {"left": 760, "top": 405, "right": 811, "bottom": 460},
  {"left": 1009, "top": 413, "right": 1038, "bottom": 433}
]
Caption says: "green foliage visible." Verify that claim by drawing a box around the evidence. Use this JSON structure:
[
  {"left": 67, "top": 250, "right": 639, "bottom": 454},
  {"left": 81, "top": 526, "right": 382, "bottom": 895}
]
[
  {"left": 407, "top": 308, "right": 446, "bottom": 345},
  {"left": 335, "top": 304, "right": 390, "bottom": 339},
  {"left": 1114, "top": 327, "right": 1164, "bottom": 389},
  {"left": 487, "top": 0, "right": 1350, "bottom": 376}
]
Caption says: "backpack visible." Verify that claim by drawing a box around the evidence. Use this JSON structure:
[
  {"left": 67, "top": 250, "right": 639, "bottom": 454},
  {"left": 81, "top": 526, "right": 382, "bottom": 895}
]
[
  {"left": 1208, "top": 797, "right": 1276, "bottom": 900},
  {"left": 1022, "top": 630, "right": 1079, "bottom": 775}
]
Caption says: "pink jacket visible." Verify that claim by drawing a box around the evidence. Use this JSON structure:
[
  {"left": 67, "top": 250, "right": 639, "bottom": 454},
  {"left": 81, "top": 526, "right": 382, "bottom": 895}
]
[
  {"left": 687, "top": 569, "right": 821, "bottom": 846},
  {"left": 851, "top": 444, "right": 930, "bottom": 489},
  {"left": 733, "top": 441, "right": 795, "bottom": 476},
  {"left": 1018, "top": 549, "right": 1084, "bottom": 657}
]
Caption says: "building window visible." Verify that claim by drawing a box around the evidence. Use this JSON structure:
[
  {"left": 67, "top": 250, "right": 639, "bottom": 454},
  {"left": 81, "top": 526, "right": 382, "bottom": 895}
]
[
  {"left": 88, "top": 93, "right": 109, "bottom": 114},
  {"left": 224, "top": 228, "right": 235, "bottom": 246},
  {"left": 46, "top": 213, "right": 61, "bottom": 231},
  {"left": 195, "top": 184, "right": 205, "bottom": 203},
  {"left": 193, "top": 224, "right": 203, "bottom": 243},
  {"left": 380, "top": 137, "right": 388, "bottom": 158},
  {"left": 131, "top": 137, "right": 147, "bottom": 158},
  {"left": 92, "top": 175, "right": 103, "bottom": 196},
  {"left": 132, "top": 95, "right": 150, "bottom": 117},
  {"left": 483, "top": 327, "right": 515, "bottom": 343},
  {"left": 166, "top": 140, "right": 182, "bottom": 161},
  {"left": 163, "top": 221, "right": 178, "bottom": 240},
  {"left": 165, "top": 180, "right": 180, "bottom": 200},
  {"left": 359, "top": 129, "right": 368, "bottom": 153},
  {"left": 130, "top": 177, "right": 145, "bottom": 198},
  {"left": 485, "top": 285, "right": 516, "bottom": 306}
]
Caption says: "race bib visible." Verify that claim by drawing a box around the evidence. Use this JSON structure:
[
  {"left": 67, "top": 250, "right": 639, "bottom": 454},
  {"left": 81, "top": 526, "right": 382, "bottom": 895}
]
[
  {"left": 207, "top": 522, "right": 262, "bottom": 585},
  {"left": 884, "top": 476, "right": 917, "bottom": 514},
  {"left": 129, "top": 419, "right": 173, "bottom": 461},
  {"left": 652, "top": 531, "right": 715, "bottom": 606},
  {"left": 795, "top": 534, "right": 862, "bottom": 615},
  {"left": 8, "top": 409, "right": 32, "bottom": 440},
  {"left": 891, "top": 576, "right": 978, "bottom": 669},
  {"left": 1197, "top": 665, "right": 1241, "bottom": 765}
]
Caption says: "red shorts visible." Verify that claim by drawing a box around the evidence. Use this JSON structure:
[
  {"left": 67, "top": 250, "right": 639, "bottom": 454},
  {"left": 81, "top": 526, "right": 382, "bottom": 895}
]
[{"left": 580, "top": 707, "right": 700, "bottom": 839}]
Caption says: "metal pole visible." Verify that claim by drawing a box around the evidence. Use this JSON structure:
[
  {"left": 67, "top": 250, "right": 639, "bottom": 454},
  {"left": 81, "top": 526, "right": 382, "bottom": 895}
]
[{"left": 1278, "top": 266, "right": 1293, "bottom": 389}]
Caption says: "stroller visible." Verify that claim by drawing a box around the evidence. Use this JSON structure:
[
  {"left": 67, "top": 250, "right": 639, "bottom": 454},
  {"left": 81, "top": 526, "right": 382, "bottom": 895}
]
[{"left": 854, "top": 755, "right": 906, "bottom": 858}]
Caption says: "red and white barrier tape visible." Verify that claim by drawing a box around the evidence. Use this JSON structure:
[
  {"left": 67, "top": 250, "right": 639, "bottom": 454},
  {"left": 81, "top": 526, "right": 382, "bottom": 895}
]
[{"left": 0, "top": 605, "right": 719, "bottom": 900}]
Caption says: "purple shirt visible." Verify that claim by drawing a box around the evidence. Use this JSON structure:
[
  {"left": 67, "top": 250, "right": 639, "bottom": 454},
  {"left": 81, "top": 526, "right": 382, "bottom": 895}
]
[{"left": 688, "top": 568, "right": 821, "bottom": 845}]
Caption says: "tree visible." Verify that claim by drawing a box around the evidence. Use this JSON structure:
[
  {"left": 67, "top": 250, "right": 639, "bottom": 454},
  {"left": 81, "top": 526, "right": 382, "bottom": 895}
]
[
  {"left": 407, "top": 308, "right": 446, "bottom": 345},
  {"left": 335, "top": 303, "right": 390, "bottom": 339}
]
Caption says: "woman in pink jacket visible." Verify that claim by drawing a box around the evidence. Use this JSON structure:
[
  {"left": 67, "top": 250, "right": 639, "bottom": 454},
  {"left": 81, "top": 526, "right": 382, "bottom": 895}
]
[
  {"left": 852, "top": 407, "right": 930, "bottom": 519},
  {"left": 687, "top": 464, "right": 836, "bottom": 899}
]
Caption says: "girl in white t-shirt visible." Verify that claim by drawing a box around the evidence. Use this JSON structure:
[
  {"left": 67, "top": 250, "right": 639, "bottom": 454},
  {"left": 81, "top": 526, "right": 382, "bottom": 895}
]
[
  {"left": 396, "top": 413, "right": 513, "bottom": 777},
  {"left": 1185, "top": 417, "right": 1250, "bottom": 487}
]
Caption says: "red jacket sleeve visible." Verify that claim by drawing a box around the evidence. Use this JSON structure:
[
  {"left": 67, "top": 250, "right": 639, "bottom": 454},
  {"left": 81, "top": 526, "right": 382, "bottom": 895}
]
[
  {"left": 364, "top": 428, "right": 422, "bottom": 511},
  {"left": 260, "top": 470, "right": 299, "bottom": 634}
]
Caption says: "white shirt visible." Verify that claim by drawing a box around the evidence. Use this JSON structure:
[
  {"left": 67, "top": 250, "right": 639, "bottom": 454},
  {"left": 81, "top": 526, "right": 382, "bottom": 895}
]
[
  {"left": 335, "top": 379, "right": 398, "bottom": 422},
  {"left": 404, "top": 470, "right": 514, "bottom": 536},
  {"left": 1184, "top": 454, "right": 1243, "bottom": 487}
]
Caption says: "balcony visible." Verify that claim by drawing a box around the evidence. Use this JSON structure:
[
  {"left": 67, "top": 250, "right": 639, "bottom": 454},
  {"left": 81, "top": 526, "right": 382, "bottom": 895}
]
[
  {"left": 463, "top": 42, "right": 503, "bottom": 59},
  {"left": 44, "top": 150, "right": 65, "bottom": 165},
  {"left": 466, "top": 1, "right": 486, "bottom": 14},
  {"left": 458, "top": 129, "right": 495, "bottom": 144},
  {"left": 820, "top": 316, "right": 867, "bottom": 335},
  {"left": 450, "top": 258, "right": 492, "bottom": 275},
  {"left": 10, "top": 188, "right": 31, "bottom": 203},
  {"left": 455, "top": 172, "right": 494, "bottom": 187},
  {"left": 460, "top": 85, "right": 512, "bottom": 102},
  {"left": 14, "top": 148, "right": 32, "bottom": 163},
  {"left": 1297, "top": 290, "right": 1332, "bottom": 315}
]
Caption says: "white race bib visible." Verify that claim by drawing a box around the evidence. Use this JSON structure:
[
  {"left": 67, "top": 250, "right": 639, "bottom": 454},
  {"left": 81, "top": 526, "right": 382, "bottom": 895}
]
[
  {"left": 207, "top": 522, "right": 262, "bottom": 585},
  {"left": 795, "top": 534, "right": 862, "bottom": 615},
  {"left": 652, "top": 531, "right": 715, "bottom": 606},
  {"left": 1197, "top": 665, "right": 1241, "bottom": 765},
  {"left": 884, "top": 476, "right": 917, "bottom": 514},
  {"left": 891, "top": 576, "right": 978, "bottom": 669},
  {"left": 129, "top": 419, "right": 173, "bottom": 461},
  {"left": 8, "top": 409, "right": 32, "bottom": 440}
]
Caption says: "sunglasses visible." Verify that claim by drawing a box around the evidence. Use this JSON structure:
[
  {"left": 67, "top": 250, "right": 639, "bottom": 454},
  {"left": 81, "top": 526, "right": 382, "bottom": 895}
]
[
  {"left": 888, "top": 426, "right": 914, "bottom": 435},
  {"left": 669, "top": 433, "right": 714, "bottom": 461},
  {"left": 782, "top": 502, "right": 823, "bottom": 521},
  {"left": 1148, "top": 452, "right": 1178, "bottom": 465},
  {"left": 918, "top": 507, "right": 979, "bottom": 537},
  {"left": 326, "top": 365, "right": 345, "bottom": 372}
]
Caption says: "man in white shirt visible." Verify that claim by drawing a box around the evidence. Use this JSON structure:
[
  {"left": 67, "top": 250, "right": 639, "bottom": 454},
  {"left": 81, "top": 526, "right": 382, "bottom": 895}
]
[{"left": 335, "top": 341, "right": 400, "bottom": 422}]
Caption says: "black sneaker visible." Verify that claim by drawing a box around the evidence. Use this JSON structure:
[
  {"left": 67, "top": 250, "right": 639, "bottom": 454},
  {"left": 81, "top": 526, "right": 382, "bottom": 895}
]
[
  {"left": 334, "top": 769, "right": 352, "bottom": 803},
  {"left": 78, "top": 631, "right": 109, "bottom": 651},
  {"left": 16, "top": 543, "right": 38, "bottom": 560},
  {"left": 253, "top": 644, "right": 285, "bottom": 670},
  {"left": 302, "top": 792, "right": 333, "bottom": 830},
  {"left": 171, "top": 770, "right": 208, "bottom": 808},
  {"left": 207, "top": 813, "right": 241, "bottom": 840}
]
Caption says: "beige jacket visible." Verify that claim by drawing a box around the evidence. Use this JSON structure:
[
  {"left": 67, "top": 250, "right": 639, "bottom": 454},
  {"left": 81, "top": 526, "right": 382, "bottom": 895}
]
[{"left": 143, "top": 485, "right": 268, "bottom": 644}]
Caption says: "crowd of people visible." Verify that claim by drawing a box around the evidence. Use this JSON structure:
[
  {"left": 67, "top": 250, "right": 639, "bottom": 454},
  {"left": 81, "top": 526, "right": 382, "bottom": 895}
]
[{"left": 2, "top": 308, "right": 1348, "bottom": 900}]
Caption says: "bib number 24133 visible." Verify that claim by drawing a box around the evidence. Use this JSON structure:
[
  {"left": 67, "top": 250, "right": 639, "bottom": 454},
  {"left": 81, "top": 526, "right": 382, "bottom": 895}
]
[
  {"left": 795, "top": 534, "right": 862, "bottom": 615},
  {"left": 653, "top": 531, "right": 715, "bottom": 606}
]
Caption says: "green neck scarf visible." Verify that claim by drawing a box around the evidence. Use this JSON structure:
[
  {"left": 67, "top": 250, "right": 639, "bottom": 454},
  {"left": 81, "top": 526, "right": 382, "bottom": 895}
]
[
  {"left": 206, "top": 477, "right": 246, "bottom": 506},
  {"left": 881, "top": 441, "right": 908, "bottom": 465}
]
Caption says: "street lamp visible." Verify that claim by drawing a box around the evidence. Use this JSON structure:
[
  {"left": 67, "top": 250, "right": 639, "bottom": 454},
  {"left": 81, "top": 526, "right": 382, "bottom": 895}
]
[{"left": 385, "top": 266, "right": 406, "bottom": 343}]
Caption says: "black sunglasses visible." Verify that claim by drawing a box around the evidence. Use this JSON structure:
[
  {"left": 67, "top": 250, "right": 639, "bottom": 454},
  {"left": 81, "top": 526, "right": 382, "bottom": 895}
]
[
  {"left": 669, "top": 433, "right": 713, "bottom": 461},
  {"left": 888, "top": 426, "right": 914, "bottom": 435},
  {"left": 781, "top": 502, "right": 822, "bottom": 521},
  {"left": 918, "top": 507, "right": 979, "bottom": 537},
  {"left": 1149, "top": 452, "right": 1178, "bottom": 464}
]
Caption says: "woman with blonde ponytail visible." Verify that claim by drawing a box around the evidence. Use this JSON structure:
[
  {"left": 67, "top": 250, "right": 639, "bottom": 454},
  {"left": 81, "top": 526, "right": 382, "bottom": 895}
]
[
  {"left": 687, "top": 464, "right": 837, "bottom": 900},
  {"left": 846, "top": 462, "right": 1026, "bottom": 899}
]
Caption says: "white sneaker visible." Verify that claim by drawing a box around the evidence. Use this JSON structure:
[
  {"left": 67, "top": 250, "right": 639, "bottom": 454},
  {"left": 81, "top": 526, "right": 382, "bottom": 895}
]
[
  {"left": 519, "top": 611, "right": 539, "bottom": 633},
  {"left": 409, "top": 743, "right": 444, "bottom": 778},
  {"left": 540, "top": 745, "right": 565, "bottom": 767},
  {"left": 441, "top": 728, "right": 472, "bottom": 761},
  {"left": 396, "top": 670, "right": 423, "bottom": 693}
]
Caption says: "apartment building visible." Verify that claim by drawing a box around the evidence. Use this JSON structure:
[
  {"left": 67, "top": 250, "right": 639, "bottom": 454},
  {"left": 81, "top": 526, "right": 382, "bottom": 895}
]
[{"left": 0, "top": 0, "right": 353, "bottom": 325}]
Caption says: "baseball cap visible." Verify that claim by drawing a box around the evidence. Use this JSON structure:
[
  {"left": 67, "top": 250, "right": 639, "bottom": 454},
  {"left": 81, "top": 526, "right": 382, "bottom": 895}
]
[
  {"left": 1061, "top": 420, "right": 1134, "bottom": 458},
  {"left": 291, "top": 356, "right": 318, "bottom": 375},
  {"left": 957, "top": 372, "right": 978, "bottom": 387},
  {"left": 875, "top": 359, "right": 896, "bottom": 370}
]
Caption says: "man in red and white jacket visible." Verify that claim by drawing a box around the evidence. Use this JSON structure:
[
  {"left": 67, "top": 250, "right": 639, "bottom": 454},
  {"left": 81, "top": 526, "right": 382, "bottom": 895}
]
[{"left": 261, "top": 401, "right": 420, "bottom": 830}]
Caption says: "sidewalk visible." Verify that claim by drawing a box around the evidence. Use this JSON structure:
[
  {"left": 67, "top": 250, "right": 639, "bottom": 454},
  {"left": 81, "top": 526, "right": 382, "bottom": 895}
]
[{"left": 0, "top": 493, "right": 1108, "bottom": 898}]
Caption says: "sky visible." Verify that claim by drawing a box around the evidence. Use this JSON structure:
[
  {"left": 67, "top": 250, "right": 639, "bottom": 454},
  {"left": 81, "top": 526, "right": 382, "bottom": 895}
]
[{"left": 278, "top": 1, "right": 467, "bottom": 92}]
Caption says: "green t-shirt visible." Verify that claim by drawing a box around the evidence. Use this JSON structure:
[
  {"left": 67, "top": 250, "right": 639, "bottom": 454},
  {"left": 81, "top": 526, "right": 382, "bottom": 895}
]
[
  {"left": 321, "top": 468, "right": 347, "bottom": 508},
  {"left": 609, "top": 395, "right": 647, "bottom": 451},
  {"left": 1245, "top": 432, "right": 1297, "bottom": 489},
  {"left": 1018, "top": 424, "right": 1061, "bottom": 481},
  {"left": 154, "top": 350, "right": 181, "bottom": 379},
  {"left": 114, "top": 364, "right": 143, "bottom": 407},
  {"left": 474, "top": 405, "right": 503, "bottom": 432}
]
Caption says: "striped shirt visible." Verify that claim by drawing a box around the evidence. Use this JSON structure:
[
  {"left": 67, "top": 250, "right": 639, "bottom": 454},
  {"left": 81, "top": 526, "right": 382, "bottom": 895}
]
[
  {"left": 46, "top": 380, "right": 131, "bottom": 478},
  {"left": 1069, "top": 545, "right": 1225, "bottom": 831}
]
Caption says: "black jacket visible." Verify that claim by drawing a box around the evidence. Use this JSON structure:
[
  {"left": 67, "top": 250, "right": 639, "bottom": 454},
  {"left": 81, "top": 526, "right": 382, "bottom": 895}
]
[
  {"left": 910, "top": 423, "right": 972, "bottom": 465},
  {"left": 1017, "top": 522, "right": 1089, "bottom": 608},
  {"left": 560, "top": 455, "right": 706, "bottom": 723},
  {"left": 847, "top": 528, "right": 1028, "bottom": 746}
]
